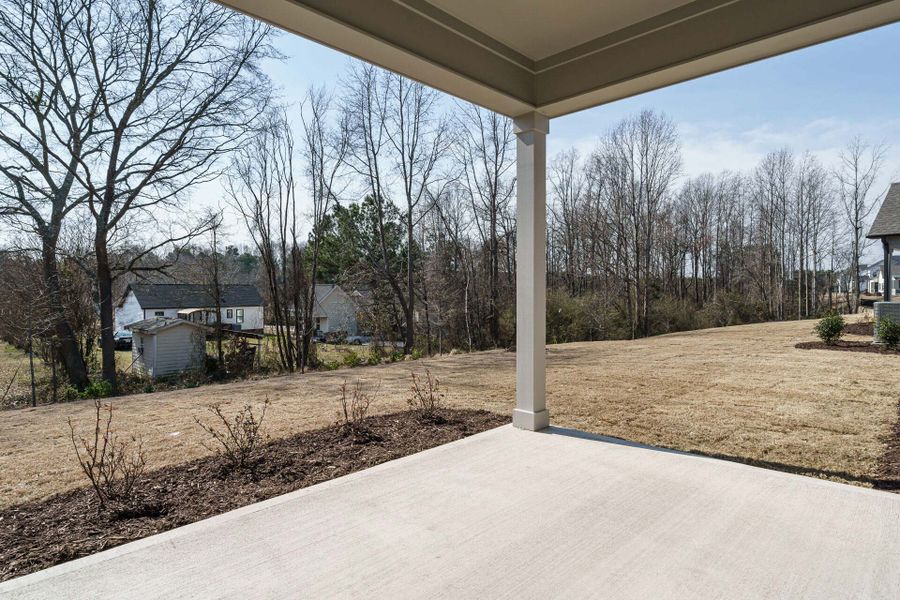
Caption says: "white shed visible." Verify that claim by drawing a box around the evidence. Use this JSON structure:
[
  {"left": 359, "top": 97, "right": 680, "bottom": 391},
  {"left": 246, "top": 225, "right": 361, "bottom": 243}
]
[{"left": 127, "top": 317, "right": 208, "bottom": 379}]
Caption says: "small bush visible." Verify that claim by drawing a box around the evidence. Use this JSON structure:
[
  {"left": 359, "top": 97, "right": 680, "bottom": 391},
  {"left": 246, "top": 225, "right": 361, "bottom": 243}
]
[
  {"left": 877, "top": 316, "right": 900, "bottom": 349},
  {"left": 367, "top": 345, "right": 382, "bottom": 366},
  {"left": 336, "top": 380, "right": 378, "bottom": 439},
  {"left": 80, "top": 379, "right": 113, "bottom": 399},
  {"left": 408, "top": 369, "right": 444, "bottom": 420},
  {"left": 224, "top": 337, "right": 256, "bottom": 376},
  {"left": 411, "top": 348, "right": 423, "bottom": 360},
  {"left": 815, "top": 311, "right": 845, "bottom": 345},
  {"left": 390, "top": 351, "right": 404, "bottom": 363},
  {"left": 60, "top": 385, "right": 80, "bottom": 403},
  {"left": 68, "top": 400, "right": 146, "bottom": 511},
  {"left": 195, "top": 399, "right": 270, "bottom": 472},
  {"left": 322, "top": 360, "right": 341, "bottom": 371},
  {"left": 342, "top": 350, "right": 362, "bottom": 368}
]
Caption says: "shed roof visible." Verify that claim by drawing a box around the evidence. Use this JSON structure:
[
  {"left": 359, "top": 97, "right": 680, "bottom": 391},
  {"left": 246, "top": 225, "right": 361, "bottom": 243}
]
[
  {"left": 867, "top": 182, "right": 900, "bottom": 239},
  {"left": 126, "top": 317, "right": 209, "bottom": 335},
  {"left": 125, "top": 284, "right": 264, "bottom": 309}
]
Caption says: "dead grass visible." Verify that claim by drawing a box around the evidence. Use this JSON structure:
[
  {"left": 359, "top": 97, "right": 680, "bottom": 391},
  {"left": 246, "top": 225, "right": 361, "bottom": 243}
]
[{"left": 0, "top": 317, "right": 895, "bottom": 508}]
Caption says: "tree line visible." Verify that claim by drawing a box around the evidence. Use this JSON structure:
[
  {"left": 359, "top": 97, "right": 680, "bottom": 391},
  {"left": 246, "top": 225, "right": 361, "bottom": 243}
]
[{"left": 0, "top": 0, "right": 889, "bottom": 397}]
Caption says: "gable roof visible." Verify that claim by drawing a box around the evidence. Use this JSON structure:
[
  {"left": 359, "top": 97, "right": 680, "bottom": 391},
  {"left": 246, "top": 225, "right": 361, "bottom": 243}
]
[
  {"left": 867, "top": 182, "right": 900, "bottom": 239},
  {"left": 124, "top": 284, "right": 263, "bottom": 309},
  {"left": 126, "top": 316, "right": 208, "bottom": 334},
  {"left": 865, "top": 256, "right": 900, "bottom": 272}
]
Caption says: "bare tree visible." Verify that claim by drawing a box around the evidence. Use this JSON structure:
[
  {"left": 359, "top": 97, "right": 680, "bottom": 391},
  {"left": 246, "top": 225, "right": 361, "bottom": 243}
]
[
  {"left": 834, "top": 136, "right": 886, "bottom": 312},
  {"left": 453, "top": 103, "right": 515, "bottom": 347},
  {"left": 384, "top": 74, "right": 449, "bottom": 353},
  {"left": 228, "top": 110, "right": 299, "bottom": 372},
  {"left": 0, "top": 0, "right": 99, "bottom": 388},
  {"left": 298, "top": 88, "right": 349, "bottom": 369}
]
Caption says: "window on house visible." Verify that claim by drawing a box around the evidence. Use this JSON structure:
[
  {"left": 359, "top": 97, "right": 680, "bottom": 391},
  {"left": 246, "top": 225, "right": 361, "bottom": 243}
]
[
  {"left": 154, "top": 311, "right": 164, "bottom": 317},
  {"left": 226, "top": 309, "right": 233, "bottom": 319},
  {"left": 236, "top": 309, "right": 244, "bottom": 324}
]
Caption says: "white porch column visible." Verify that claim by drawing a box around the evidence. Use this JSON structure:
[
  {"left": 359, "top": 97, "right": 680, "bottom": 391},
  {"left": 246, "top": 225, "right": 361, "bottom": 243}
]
[{"left": 512, "top": 112, "right": 550, "bottom": 431}]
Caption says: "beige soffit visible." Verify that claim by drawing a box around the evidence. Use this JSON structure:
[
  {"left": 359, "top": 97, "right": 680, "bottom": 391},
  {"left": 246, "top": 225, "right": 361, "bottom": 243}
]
[{"left": 217, "top": 0, "right": 900, "bottom": 118}]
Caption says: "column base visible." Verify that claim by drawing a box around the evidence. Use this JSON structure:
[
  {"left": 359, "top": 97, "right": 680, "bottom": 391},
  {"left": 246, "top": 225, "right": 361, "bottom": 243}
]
[{"left": 512, "top": 408, "right": 550, "bottom": 431}]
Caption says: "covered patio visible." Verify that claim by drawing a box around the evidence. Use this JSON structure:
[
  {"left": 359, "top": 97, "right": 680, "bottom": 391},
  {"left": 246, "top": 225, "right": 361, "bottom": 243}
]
[
  {"left": 3, "top": 426, "right": 899, "bottom": 598},
  {"left": 4, "top": 1, "right": 900, "bottom": 597}
]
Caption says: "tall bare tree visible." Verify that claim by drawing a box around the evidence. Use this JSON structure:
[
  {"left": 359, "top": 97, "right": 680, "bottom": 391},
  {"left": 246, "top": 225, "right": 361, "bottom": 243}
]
[
  {"left": 228, "top": 111, "right": 299, "bottom": 372},
  {"left": 834, "top": 136, "right": 886, "bottom": 312},
  {"left": 0, "top": 0, "right": 100, "bottom": 388},
  {"left": 66, "top": 0, "right": 274, "bottom": 392},
  {"left": 453, "top": 103, "right": 515, "bottom": 347},
  {"left": 298, "top": 87, "right": 349, "bottom": 369}
]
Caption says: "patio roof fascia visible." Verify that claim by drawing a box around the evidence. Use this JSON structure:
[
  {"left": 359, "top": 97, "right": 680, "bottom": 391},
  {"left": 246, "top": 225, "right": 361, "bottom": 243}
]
[{"left": 218, "top": 0, "right": 900, "bottom": 118}]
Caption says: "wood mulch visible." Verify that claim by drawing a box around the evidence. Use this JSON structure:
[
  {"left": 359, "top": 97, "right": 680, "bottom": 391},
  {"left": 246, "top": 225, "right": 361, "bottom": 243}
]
[
  {"left": 0, "top": 409, "right": 506, "bottom": 583},
  {"left": 795, "top": 340, "right": 900, "bottom": 355}
]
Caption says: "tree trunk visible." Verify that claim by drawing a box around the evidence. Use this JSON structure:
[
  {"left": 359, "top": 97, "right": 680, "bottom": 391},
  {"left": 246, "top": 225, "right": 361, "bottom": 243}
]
[
  {"left": 95, "top": 235, "right": 118, "bottom": 394},
  {"left": 41, "top": 237, "right": 89, "bottom": 389}
]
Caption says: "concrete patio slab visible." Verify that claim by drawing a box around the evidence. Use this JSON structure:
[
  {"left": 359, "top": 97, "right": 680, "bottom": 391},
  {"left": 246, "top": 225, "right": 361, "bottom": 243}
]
[{"left": 2, "top": 425, "right": 899, "bottom": 599}]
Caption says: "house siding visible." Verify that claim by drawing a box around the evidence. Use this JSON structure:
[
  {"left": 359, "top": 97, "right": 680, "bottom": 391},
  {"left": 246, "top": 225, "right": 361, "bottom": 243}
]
[
  {"left": 132, "top": 333, "right": 155, "bottom": 377},
  {"left": 153, "top": 326, "right": 205, "bottom": 377},
  {"left": 319, "top": 288, "right": 359, "bottom": 335},
  {"left": 132, "top": 325, "right": 204, "bottom": 378},
  {"left": 115, "top": 291, "right": 144, "bottom": 331}
]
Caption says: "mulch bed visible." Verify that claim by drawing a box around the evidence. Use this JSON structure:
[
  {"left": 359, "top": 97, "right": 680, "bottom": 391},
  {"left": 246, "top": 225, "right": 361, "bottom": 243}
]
[
  {"left": 0, "top": 409, "right": 506, "bottom": 582},
  {"left": 795, "top": 340, "right": 900, "bottom": 355}
]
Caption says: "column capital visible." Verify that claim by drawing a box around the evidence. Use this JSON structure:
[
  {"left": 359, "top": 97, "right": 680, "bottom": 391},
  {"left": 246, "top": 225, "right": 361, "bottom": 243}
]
[{"left": 513, "top": 111, "right": 550, "bottom": 136}]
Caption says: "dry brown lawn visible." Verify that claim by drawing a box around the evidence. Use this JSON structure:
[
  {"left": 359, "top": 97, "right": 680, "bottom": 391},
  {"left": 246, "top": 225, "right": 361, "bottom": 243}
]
[{"left": 1, "top": 317, "right": 896, "bottom": 508}]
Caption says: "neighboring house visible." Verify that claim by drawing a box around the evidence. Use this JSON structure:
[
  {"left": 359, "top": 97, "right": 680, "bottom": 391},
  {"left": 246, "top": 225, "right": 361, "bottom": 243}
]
[
  {"left": 313, "top": 284, "right": 360, "bottom": 336},
  {"left": 864, "top": 257, "right": 900, "bottom": 296},
  {"left": 115, "top": 284, "right": 264, "bottom": 333},
  {"left": 127, "top": 317, "right": 207, "bottom": 379}
]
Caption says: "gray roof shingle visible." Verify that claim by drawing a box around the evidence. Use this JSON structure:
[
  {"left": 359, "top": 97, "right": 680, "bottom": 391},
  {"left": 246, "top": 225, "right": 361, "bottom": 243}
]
[
  {"left": 126, "top": 284, "right": 263, "bottom": 309},
  {"left": 867, "top": 182, "right": 900, "bottom": 239},
  {"left": 126, "top": 316, "right": 208, "bottom": 334}
]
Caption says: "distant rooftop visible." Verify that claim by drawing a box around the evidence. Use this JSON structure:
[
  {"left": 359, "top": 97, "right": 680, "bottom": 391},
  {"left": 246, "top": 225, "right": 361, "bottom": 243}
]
[
  {"left": 126, "top": 316, "right": 207, "bottom": 334},
  {"left": 867, "top": 182, "right": 900, "bottom": 239},
  {"left": 124, "top": 284, "right": 263, "bottom": 309}
]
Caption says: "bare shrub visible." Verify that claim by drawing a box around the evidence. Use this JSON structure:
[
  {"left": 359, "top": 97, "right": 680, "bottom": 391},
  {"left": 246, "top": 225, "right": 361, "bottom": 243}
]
[
  {"left": 337, "top": 380, "right": 377, "bottom": 438},
  {"left": 195, "top": 399, "right": 270, "bottom": 472},
  {"left": 68, "top": 400, "right": 146, "bottom": 511},
  {"left": 408, "top": 369, "right": 445, "bottom": 420}
]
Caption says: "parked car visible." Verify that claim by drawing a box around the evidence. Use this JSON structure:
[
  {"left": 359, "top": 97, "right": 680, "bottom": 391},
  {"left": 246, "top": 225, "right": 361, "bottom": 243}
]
[
  {"left": 346, "top": 334, "right": 373, "bottom": 346},
  {"left": 113, "top": 330, "right": 133, "bottom": 350},
  {"left": 312, "top": 331, "right": 327, "bottom": 344}
]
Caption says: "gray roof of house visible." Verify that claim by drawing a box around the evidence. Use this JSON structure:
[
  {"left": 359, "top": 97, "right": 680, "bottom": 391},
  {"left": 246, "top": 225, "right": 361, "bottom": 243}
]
[
  {"left": 867, "top": 182, "right": 900, "bottom": 238},
  {"left": 126, "top": 284, "right": 263, "bottom": 309},
  {"left": 126, "top": 316, "right": 208, "bottom": 334},
  {"left": 865, "top": 256, "right": 900, "bottom": 271}
]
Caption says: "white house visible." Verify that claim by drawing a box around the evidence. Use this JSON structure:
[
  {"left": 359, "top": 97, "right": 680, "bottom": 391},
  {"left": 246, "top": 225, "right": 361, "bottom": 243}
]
[
  {"left": 115, "top": 284, "right": 264, "bottom": 333},
  {"left": 313, "top": 284, "right": 360, "bottom": 336},
  {"left": 864, "top": 256, "right": 900, "bottom": 296},
  {"left": 127, "top": 317, "right": 207, "bottom": 379}
]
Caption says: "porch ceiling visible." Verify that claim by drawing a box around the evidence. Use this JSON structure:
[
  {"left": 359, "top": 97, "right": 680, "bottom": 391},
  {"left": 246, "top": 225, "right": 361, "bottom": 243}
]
[{"left": 217, "top": 0, "right": 900, "bottom": 117}]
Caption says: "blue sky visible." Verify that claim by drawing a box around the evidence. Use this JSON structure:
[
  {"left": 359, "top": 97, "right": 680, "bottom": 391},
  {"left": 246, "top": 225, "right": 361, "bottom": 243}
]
[{"left": 206, "top": 20, "right": 900, "bottom": 252}]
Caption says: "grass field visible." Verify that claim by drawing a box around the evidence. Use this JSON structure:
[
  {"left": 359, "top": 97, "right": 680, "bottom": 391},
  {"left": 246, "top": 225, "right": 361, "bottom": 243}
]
[{"left": 0, "top": 317, "right": 896, "bottom": 508}]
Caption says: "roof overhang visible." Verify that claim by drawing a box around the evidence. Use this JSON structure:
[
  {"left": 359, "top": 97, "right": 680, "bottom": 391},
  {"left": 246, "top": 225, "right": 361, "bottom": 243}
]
[{"left": 216, "top": 0, "right": 900, "bottom": 118}]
